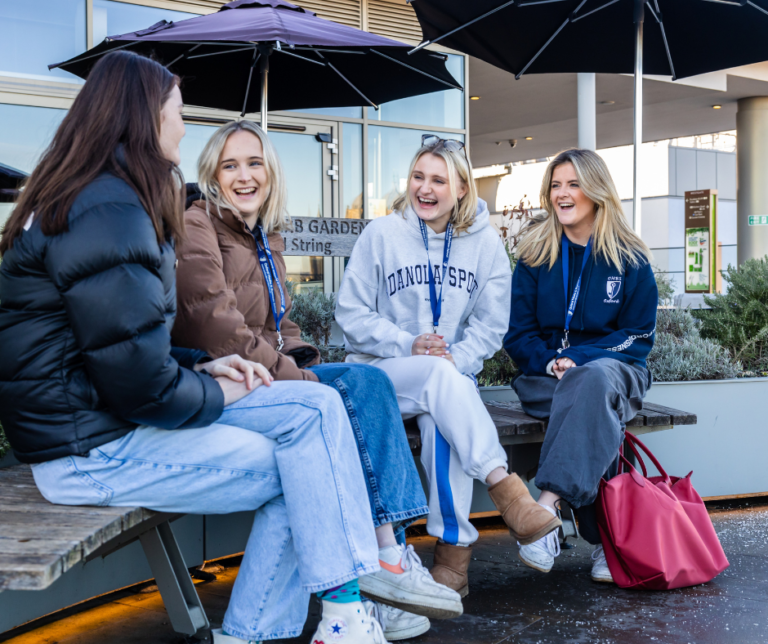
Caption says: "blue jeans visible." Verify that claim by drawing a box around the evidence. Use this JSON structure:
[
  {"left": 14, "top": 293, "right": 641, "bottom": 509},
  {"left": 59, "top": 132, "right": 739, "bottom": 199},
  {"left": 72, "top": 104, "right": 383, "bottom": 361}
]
[
  {"left": 309, "top": 363, "right": 428, "bottom": 540},
  {"left": 31, "top": 381, "right": 380, "bottom": 641}
]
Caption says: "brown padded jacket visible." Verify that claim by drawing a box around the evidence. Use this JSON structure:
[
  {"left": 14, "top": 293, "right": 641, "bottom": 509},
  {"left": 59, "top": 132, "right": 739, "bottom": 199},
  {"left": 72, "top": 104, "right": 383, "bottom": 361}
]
[{"left": 172, "top": 201, "right": 320, "bottom": 382}]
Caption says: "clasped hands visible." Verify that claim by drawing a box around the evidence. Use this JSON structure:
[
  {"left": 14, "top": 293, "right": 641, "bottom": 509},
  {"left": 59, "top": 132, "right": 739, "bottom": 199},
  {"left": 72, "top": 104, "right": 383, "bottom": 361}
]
[
  {"left": 411, "top": 333, "right": 455, "bottom": 366},
  {"left": 553, "top": 356, "right": 576, "bottom": 380},
  {"left": 194, "top": 354, "right": 273, "bottom": 405}
]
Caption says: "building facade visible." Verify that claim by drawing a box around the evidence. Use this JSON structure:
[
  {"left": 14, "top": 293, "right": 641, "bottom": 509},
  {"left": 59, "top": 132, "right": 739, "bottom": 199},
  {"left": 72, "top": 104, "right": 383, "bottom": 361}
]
[{"left": 0, "top": 0, "right": 468, "bottom": 292}]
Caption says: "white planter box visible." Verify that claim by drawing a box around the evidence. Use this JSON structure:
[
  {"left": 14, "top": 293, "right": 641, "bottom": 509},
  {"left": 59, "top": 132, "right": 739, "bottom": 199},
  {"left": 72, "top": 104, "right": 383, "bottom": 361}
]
[{"left": 479, "top": 377, "right": 768, "bottom": 499}]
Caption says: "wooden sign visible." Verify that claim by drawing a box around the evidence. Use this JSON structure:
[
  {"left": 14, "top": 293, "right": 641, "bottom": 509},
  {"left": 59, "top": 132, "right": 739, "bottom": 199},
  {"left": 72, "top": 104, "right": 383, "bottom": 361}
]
[
  {"left": 281, "top": 216, "right": 371, "bottom": 257},
  {"left": 684, "top": 189, "right": 719, "bottom": 294}
]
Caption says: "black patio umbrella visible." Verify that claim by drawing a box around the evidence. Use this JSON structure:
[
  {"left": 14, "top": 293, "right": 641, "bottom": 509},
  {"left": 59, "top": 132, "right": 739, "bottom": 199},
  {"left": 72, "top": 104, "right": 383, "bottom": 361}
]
[
  {"left": 50, "top": 0, "right": 461, "bottom": 131},
  {"left": 0, "top": 163, "right": 27, "bottom": 203},
  {"left": 406, "top": 0, "right": 768, "bottom": 231}
]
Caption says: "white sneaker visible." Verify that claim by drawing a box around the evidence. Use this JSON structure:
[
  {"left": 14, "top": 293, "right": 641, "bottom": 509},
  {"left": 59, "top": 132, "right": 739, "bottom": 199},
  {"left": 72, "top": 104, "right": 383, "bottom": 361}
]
[
  {"left": 590, "top": 545, "right": 615, "bottom": 583},
  {"left": 311, "top": 599, "right": 388, "bottom": 644},
  {"left": 517, "top": 505, "right": 561, "bottom": 573},
  {"left": 363, "top": 598, "right": 430, "bottom": 641},
  {"left": 211, "top": 628, "right": 260, "bottom": 644},
  {"left": 359, "top": 544, "right": 463, "bottom": 620}
]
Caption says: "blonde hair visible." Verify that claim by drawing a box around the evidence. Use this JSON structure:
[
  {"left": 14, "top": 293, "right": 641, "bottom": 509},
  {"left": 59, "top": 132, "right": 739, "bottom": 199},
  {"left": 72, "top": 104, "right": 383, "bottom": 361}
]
[
  {"left": 516, "top": 148, "right": 652, "bottom": 270},
  {"left": 196, "top": 120, "right": 289, "bottom": 234},
  {"left": 392, "top": 138, "right": 478, "bottom": 234}
]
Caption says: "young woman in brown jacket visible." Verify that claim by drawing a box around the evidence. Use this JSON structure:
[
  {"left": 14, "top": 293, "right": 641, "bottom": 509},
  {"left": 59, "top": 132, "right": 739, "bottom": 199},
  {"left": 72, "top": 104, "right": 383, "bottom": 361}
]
[{"left": 172, "top": 120, "right": 462, "bottom": 641}]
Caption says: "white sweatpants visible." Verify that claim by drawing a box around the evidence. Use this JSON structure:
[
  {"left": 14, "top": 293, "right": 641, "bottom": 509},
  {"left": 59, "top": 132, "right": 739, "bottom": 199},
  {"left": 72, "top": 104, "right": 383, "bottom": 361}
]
[{"left": 367, "top": 356, "right": 508, "bottom": 547}]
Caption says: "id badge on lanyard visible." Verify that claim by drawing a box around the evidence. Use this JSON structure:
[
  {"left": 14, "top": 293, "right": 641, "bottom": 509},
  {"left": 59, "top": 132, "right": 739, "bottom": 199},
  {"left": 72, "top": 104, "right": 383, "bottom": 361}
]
[
  {"left": 560, "top": 235, "right": 592, "bottom": 351},
  {"left": 419, "top": 219, "right": 453, "bottom": 334},
  {"left": 253, "top": 225, "right": 286, "bottom": 351}
]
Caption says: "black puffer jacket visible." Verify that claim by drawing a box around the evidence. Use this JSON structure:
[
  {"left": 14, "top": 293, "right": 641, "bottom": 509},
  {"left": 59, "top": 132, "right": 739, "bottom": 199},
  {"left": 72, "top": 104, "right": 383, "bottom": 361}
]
[{"left": 0, "top": 172, "right": 224, "bottom": 463}]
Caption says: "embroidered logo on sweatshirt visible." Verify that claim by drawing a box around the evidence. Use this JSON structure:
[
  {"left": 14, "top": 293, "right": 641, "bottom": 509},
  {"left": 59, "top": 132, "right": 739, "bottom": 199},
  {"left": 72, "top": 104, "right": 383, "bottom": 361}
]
[{"left": 604, "top": 277, "right": 622, "bottom": 304}]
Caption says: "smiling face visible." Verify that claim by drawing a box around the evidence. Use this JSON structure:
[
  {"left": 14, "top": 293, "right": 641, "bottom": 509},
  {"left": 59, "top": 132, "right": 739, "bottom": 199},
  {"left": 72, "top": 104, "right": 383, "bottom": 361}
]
[
  {"left": 409, "top": 152, "right": 467, "bottom": 234},
  {"left": 158, "top": 84, "right": 185, "bottom": 166},
  {"left": 550, "top": 162, "right": 596, "bottom": 243},
  {"left": 216, "top": 129, "right": 269, "bottom": 225}
]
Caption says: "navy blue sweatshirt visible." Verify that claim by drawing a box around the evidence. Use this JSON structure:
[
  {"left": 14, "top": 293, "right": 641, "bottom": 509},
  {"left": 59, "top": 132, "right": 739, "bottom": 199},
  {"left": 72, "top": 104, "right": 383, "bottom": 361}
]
[{"left": 504, "top": 238, "right": 658, "bottom": 376}]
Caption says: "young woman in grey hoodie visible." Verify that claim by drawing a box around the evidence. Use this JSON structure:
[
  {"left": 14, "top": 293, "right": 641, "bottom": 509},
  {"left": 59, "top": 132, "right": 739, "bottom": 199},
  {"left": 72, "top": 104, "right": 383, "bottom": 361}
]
[{"left": 336, "top": 137, "right": 561, "bottom": 596}]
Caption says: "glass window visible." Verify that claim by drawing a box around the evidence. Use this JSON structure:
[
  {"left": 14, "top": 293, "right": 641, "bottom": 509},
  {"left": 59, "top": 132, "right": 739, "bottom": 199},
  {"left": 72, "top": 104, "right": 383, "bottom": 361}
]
[
  {"left": 289, "top": 107, "right": 362, "bottom": 119},
  {"left": 367, "top": 54, "right": 465, "bottom": 129},
  {"left": 0, "top": 104, "right": 67, "bottom": 173},
  {"left": 367, "top": 126, "right": 464, "bottom": 218},
  {"left": 343, "top": 123, "right": 363, "bottom": 219},
  {"left": 0, "top": 0, "right": 86, "bottom": 82},
  {"left": 93, "top": 1, "right": 198, "bottom": 46}
]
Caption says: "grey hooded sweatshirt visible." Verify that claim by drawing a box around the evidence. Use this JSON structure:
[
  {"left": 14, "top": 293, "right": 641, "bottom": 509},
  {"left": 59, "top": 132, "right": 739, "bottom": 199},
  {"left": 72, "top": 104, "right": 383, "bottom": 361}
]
[{"left": 336, "top": 198, "right": 512, "bottom": 375}]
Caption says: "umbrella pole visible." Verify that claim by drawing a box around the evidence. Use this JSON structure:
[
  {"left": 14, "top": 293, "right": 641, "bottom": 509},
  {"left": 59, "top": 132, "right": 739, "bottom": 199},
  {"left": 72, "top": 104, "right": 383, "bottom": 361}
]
[
  {"left": 259, "top": 45, "right": 272, "bottom": 132},
  {"left": 633, "top": 0, "right": 644, "bottom": 236}
]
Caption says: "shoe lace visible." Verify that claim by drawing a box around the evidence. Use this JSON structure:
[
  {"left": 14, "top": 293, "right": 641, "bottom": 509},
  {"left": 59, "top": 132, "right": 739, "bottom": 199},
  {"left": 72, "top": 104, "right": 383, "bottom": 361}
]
[
  {"left": 364, "top": 607, "right": 388, "bottom": 644},
  {"left": 399, "top": 543, "right": 428, "bottom": 575},
  {"left": 591, "top": 545, "right": 606, "bottom": 565}
]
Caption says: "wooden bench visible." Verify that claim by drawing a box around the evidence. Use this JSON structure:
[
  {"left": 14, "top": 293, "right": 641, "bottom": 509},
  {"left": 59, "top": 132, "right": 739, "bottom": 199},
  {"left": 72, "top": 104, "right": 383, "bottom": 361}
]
[
  {"left": 0, "top": 399, "right": 696, "bottom": 638},
  {"left": 0, "top": 466, "right": 208, "bottom": 636},
  {"left": 403, "top": 401, "right": 697, "bottom": 449}
]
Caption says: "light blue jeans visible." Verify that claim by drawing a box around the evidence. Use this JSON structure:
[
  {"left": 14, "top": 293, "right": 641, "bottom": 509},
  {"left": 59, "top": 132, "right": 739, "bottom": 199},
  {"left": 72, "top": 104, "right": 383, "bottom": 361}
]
[{"left": 31, "top": 381, "right": 380, "bottom": 641}]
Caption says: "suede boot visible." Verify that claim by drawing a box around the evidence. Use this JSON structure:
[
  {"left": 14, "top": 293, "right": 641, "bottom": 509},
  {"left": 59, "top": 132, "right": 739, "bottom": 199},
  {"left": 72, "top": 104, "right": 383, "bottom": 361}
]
[
  {"left": 430, "top": 542, "right": 471, "bottom": 598},
  {"left": 488, "top": 474, "right": 562, "bottom": 545}
]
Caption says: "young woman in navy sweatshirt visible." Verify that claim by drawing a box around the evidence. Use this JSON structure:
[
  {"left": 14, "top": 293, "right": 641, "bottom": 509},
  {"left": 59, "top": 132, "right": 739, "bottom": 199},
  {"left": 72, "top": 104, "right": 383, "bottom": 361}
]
[{"left": 504, "top": 148, "right": 658, "bottom": 583}]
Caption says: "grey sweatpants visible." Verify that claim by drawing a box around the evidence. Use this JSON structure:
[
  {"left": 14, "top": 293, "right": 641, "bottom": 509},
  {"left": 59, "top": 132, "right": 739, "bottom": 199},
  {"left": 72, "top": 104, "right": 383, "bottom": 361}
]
[{"left": 512, "top": 358, "right": 651, "bottom": 544}]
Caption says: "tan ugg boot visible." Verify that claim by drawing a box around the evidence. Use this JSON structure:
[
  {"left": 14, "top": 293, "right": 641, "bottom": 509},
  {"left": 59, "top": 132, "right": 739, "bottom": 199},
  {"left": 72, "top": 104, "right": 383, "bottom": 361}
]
[
  {"left": 488, "top": 474, "right": 562, "bottom": 545},
  {"left": 430, "top": 542, "right": 471, "bottom": 598}
]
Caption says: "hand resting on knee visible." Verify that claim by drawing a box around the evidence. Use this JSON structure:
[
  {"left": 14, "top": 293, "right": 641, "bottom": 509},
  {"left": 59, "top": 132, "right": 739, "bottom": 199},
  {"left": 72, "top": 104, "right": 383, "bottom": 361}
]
[{"left": 194, "top": 354, "right": 274, "bottom": 405}]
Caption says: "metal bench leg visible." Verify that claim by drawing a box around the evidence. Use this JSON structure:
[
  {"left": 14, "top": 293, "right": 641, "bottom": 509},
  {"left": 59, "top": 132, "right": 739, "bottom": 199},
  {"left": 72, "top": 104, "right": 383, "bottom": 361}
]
[{"left": 139, "top": 520, "right": 210, "bottom": 636}]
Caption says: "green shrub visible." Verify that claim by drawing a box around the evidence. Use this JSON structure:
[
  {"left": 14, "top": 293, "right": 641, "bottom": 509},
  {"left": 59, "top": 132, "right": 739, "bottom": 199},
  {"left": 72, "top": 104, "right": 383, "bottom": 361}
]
[
  {"left": 286, "top": 280, "right": 336, "bottom": 348},
  {"left": 477, "top": 349, "right": 519, "bottom": 387},
  {"left": 647, "top": 307, "right": 741, "bottom": 382},
  {"left": 694, "top": 257, "right": 768, "bottom": 374},
  {"left": 0, "top": 423, "right": 8, "bottom": 460}
]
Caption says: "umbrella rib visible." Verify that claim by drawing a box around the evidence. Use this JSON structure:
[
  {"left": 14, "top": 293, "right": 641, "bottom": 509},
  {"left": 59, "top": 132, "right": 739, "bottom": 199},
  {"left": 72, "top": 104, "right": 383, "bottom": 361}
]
[
  {"left": 408, "top": 0, "right": 517, "bottom": 55},
  {"left": 515, "top": 0, "right": 589, "bottom": 79},
  {"left": 646, "top": 3, "right": 677, "bottom": 79},
  {"left": 241, "top": 50, "right": 262, "bottom": 117},
  {"left": 166, "top": 43, "right": 202, "bottom": 67},
  {"left": 294, "top": 47, "right": 366, "bottom": 54},
  {"left": 747, "top": 0, "right": 768, "bottom": 15},
  {"left": 312, "top": 49, "right": 378, "bottom": 109},
  {"left": 49, "top": 41, "right": 137, "bottom": 70},
  {"left": 275, "top": 49, "right": 326, "bottom": 65},
  {"left": 188, "top": 45, "right": 257, "bottom": 60},
  {"left": 370, "top": 49, "right": 463, "bottom": 90},
  {"left": 570, "top": 0, "right": 621, "bottom": 22}
]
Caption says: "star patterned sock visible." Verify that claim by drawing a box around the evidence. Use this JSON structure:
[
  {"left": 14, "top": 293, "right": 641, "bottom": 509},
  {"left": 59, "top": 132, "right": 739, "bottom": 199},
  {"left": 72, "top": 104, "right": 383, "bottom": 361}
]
[{"left": 316, "top": 578, "right": 361, "bottom": 604}]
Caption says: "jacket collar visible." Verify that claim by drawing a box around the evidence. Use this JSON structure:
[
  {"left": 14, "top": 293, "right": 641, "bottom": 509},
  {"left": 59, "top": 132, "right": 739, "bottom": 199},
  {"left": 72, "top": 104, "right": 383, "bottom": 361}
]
[{"left": 191, "top": 200, "right": 286, "bottom": 251}]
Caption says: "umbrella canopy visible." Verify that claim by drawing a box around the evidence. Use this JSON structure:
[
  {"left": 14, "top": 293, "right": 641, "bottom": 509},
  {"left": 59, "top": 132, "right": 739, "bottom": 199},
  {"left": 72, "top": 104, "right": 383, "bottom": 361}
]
[
  {"left": 0, "top": 162, "right": 27, "bottom": 203},
  {"left": 407, "top": 0, "right": 768, "bottom": 233},
  {"left": 408, "top": 0, "right": 768, "bottom": 80},
  {"left": 50, "top": 0, "right": 461, "bottom": 130}
]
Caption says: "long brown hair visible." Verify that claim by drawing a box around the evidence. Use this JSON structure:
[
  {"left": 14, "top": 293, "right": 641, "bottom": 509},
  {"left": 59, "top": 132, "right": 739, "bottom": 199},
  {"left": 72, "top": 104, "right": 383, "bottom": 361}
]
[{"left": 0, "top": 51, "right": 183, "bottom": 254}]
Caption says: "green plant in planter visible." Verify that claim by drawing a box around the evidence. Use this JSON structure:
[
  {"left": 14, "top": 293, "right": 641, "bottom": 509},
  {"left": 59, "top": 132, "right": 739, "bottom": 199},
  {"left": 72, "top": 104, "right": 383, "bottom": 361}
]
[
  {"left": 694, "top": 257, "right": 768, "bottom": 374},
  {"left": 0, "top": 423, "right": 8, "bottom": 460},
  {"left": 285, "top": 280, "right": 347, "bottom": 363},
  {"left": 477, "top": 349, "right": 519, "bottom": 387},
  {"left": 648, "top": 307, "right": 741, "bottom": 382}
]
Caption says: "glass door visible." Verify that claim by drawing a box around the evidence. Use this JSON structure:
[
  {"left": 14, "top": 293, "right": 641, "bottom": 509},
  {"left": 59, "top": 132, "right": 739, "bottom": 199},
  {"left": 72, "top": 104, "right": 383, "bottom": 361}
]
[{"left": 269, "top": 120, "right": 336, "bottom": 294}]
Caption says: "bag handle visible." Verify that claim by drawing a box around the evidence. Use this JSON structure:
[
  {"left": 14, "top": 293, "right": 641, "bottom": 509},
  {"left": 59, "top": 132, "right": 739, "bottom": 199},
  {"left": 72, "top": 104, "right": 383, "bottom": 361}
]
[
  {"left": 625, "top": 432, "right": 671, "bottom": 483},
  {"left": 618, "top": 439, "right": 648, "bottom": 478}
]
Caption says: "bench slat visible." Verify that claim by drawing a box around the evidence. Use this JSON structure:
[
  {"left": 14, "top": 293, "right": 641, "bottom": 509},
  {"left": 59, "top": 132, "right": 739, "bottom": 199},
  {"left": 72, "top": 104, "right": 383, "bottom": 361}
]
[
  {"left": 642, "top": 402, "right": 697, "bottom": 425},
  {"left": 0, "top": 553, "right": 65, "bottom": 591}
]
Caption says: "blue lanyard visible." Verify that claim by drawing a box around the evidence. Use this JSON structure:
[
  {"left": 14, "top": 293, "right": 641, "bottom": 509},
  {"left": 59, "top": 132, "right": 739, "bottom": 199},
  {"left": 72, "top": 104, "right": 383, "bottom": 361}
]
[
  {"left": 419, "top": 219, "right": 453, "bottom": 333},
  {"left": 560, "top": 235, "right": 592, "bottom": 350},
  {"left": 253, "top": 225, "right": 286, "bottom": 351}
]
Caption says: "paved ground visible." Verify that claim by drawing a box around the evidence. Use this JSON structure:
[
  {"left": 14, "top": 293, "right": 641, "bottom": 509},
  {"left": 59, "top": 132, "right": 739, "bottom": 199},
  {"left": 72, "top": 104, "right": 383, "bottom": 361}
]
[{"left": 3, "top": 500, "right": 768, "bottom": 644}]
